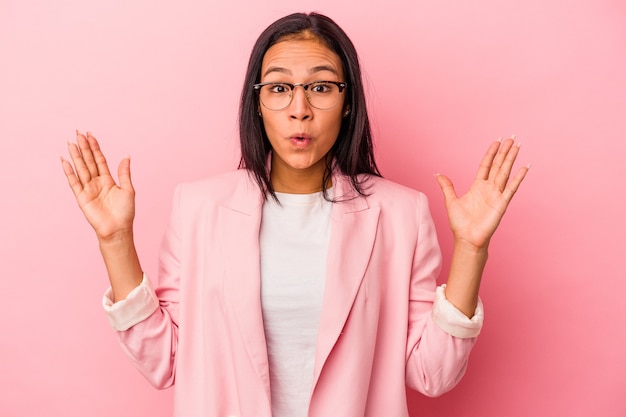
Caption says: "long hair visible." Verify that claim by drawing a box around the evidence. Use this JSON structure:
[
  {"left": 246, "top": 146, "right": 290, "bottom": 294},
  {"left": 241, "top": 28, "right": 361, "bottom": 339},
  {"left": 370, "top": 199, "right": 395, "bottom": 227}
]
[{"left": 238, "top": 12, "right": 381, "bottom": 201}]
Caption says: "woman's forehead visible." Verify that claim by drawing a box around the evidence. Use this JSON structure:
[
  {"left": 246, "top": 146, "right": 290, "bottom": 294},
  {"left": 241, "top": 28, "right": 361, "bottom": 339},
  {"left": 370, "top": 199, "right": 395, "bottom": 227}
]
[{"left": 261, "top": 38, "right": 344, "bottom": 79}]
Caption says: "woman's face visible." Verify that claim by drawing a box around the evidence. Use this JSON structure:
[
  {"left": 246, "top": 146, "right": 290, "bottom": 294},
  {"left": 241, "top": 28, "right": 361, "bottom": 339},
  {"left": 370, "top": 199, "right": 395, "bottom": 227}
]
[{"left": 259, "top": 37, "right": 346, "bottom": 192}]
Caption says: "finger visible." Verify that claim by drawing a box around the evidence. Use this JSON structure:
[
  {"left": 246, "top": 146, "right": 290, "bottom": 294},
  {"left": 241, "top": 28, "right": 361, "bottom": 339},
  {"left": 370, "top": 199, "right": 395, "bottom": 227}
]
[
  {"left": 76, "top": 130, "right": 100, "bottom": 179},
  {"left": 475, "top": 140, "right": 501, "bottom": 181},
  {"left": 117, "top": 157, "right": 135, "bottom": 193},
  {"left": 493, "top": 141, "right": 521, "bottom": 191},
  {"left": 487, "top": 138, "right": 515, "bottom": 184},
  {"left": 60, "top": 156, "right": 84, "bottom": 197},
  {"left": 502, "top": 165, "right": 530, "bottom": 202},
  {"left": 67, "top": 139, "right": 92, "bottom": 185},
  {"left": 435, "top": 173, "right": 458, "bottom": 206},
  {"left": 85, "top": 132, "right": 112, "bottom": 177}
]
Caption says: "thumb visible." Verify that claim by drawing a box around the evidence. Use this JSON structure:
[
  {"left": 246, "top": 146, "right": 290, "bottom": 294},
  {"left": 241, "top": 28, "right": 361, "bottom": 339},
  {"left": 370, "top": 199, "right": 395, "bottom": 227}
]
[
  {"left": 435, "top": 173, "right": 457, "bottom": 206},
  {"left": 118, "top": 157, "right": 135, "bottom": 193}
]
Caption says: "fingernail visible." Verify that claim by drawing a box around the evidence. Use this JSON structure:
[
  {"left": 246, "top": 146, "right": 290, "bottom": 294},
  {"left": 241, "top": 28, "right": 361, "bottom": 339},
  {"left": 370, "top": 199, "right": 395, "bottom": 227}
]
[
  {"left": 526, "top": 163, "right": 532, "bottom": 169},
  {"left": 497, "top": 137, "right": 503, "bottom": 142},
  {"left": 511, "top": 134, "right": 516, "bottom": 140},
  {"left": 86, "top": 131, "right": 92, "bottom": 137}
]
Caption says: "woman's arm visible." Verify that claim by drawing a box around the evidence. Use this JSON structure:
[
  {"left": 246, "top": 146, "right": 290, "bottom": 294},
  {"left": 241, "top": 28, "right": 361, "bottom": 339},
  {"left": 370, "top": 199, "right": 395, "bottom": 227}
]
[
  {"left": 61, "top": 131, "right": 142, "bottom": 301},
  {"left": 436, "top": 138, "right": 529, "bottom": 317}
]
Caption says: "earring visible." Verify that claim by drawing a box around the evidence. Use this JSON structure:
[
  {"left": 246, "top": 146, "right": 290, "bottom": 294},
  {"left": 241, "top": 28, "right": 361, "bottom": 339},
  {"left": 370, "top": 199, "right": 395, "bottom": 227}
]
[{"left": 343, "top": 109, "right": 351, "bottom": 117}]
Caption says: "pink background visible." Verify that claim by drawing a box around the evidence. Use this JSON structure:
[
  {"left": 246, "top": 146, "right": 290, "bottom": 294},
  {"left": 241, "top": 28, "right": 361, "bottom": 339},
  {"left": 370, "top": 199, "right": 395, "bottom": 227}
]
[{"left": 1, "top": 0, "right": 625, "bottom": 416}]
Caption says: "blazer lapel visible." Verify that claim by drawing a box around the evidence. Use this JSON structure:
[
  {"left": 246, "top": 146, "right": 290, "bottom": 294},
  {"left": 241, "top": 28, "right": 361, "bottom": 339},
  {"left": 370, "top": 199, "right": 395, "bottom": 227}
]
[
  {"left": 216, "top": 173, "right": 271, "bottom": 400},
  {"left": 312, "top": 174, "right": 381, "bottom": 386}
]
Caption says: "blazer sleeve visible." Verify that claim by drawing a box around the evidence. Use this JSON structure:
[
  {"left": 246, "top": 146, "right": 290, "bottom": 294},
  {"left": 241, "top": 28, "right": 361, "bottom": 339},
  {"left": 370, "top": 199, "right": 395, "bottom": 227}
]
[
  {"left": 111, "top": 185, "right": 183, "bottom": 389},
  {"left": 404, "top": 193, "right": 481, "bottom": 397}
]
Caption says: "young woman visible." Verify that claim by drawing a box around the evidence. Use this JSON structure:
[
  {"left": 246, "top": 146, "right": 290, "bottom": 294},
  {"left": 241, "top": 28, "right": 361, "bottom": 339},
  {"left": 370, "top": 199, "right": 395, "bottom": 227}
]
[{"left": 62, "top": 12, "right": 528, "bottom": 417}]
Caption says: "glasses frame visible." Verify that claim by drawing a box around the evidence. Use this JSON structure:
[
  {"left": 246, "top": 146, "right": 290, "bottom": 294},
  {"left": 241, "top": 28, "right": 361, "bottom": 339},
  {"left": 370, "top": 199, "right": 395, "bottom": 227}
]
[{"left": 253, "top": 80, "right": 347, "bottom": 111}]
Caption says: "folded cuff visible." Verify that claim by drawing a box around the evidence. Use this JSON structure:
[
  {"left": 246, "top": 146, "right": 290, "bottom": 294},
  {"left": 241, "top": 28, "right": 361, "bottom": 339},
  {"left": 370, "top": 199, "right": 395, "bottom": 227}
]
[
  {"left": 432, "top": 284, "right": 484, "bottom": 338},
  {"left": 102, "top": 273, "right": 159, "bottom": 331}
]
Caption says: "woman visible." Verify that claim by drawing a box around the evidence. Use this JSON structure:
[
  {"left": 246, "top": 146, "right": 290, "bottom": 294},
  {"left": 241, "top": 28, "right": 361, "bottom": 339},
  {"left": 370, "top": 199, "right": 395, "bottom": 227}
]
[{"left": 61, "top": 12, "right": 527, "bottom": 417}]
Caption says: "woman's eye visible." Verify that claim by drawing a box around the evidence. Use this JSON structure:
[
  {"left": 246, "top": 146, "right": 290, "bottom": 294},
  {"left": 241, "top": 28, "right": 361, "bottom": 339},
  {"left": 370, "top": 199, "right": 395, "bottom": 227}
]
[
  {"left": 310, "top": 83, "right": 332, "bottom": 93},
  {"left": 268, "top": 84, "right": 289, "bottom": 94}
]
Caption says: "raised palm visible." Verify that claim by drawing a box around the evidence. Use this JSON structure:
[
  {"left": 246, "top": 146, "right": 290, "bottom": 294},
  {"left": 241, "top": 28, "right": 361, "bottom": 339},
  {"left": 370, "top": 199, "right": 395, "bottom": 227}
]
[
  {"left": 436, "top": 138, "right": 528, "bottom": 250},
  {"left": 62, "top": 132, "right": 135, "bottom": 242}
]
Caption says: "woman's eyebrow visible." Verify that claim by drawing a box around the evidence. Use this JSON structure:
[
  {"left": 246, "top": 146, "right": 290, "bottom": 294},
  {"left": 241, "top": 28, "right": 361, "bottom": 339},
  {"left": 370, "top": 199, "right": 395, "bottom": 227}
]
[
  {"left": 263, "top": 66, "right": 291, "bottom": 78},
  {"left": 309, "top": 65, "right": 340, "bottom": 76},
  {"left": 262, "top": 65, "right": 340, "bottom": 78}
]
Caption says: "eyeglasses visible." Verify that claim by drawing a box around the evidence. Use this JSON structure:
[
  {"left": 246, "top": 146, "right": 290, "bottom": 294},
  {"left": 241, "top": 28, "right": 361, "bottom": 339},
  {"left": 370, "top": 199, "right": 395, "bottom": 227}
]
[{"left": 253, "top": 81, "right": 347, "bottom": 111}]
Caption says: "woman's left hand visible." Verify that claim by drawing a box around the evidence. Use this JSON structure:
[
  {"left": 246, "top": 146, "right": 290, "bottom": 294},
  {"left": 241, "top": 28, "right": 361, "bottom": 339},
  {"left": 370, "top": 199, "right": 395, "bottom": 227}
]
[{"left": 436, "top": 138, "right": 529, "bottom": 250}]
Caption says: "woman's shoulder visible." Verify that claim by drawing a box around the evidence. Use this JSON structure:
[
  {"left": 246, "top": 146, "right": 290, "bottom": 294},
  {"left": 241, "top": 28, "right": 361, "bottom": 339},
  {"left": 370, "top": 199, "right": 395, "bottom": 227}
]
[
  {"left": 180, "top": 169, "right": 249, "bottom": 189},
  {"left": 361, "top": 175, "right": 429, "bottom": 206},
  {"left": 174, "top": 169, "right": 259, "bottom": 205}
]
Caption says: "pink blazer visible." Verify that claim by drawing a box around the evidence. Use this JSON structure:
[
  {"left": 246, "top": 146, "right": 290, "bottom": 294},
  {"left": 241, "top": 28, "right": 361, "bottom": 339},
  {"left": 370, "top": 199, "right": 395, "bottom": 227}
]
[{"left": 112, "top": 169, "right": 480, "bottom": 417}]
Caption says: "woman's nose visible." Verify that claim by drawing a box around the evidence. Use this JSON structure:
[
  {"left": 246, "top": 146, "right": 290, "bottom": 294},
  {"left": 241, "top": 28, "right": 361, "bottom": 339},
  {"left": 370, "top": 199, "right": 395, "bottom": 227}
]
[{"left": 288, "top": 86, "right": 312, "bottom": 119}]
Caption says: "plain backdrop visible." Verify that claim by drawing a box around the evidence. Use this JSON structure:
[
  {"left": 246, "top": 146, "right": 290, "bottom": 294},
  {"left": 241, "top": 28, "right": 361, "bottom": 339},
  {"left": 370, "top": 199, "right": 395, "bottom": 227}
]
[{"left": 1, "top": 0, "right": 625, "bottom": 416}]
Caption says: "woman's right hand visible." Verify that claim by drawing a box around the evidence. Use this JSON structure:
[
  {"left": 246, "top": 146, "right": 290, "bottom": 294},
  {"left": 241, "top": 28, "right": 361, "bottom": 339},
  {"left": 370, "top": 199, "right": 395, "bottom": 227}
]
[{"left": 62, "top": 131, "right": 135, "bottom": 243}]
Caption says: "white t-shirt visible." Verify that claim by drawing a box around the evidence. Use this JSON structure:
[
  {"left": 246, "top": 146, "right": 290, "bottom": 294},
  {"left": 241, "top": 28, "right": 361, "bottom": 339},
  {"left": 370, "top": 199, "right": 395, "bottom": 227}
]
[{"left": 260, "top": 189, "right": 332, "bottom": 417}]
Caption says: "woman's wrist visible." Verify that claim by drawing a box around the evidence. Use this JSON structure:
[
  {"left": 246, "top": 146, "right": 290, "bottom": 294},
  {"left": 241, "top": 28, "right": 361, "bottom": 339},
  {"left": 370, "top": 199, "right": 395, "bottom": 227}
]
[
  {"left": 97, "top": 228, "right": 135, "bottom": 247},
  {"left": 452, "top": 236, "right": 490, "bottom": 256}
]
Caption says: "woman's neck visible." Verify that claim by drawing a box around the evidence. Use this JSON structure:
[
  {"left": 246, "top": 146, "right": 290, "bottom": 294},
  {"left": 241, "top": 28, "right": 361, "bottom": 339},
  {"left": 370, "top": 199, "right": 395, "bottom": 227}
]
[{"left": 270, "top": 156, "right": 332, "bottom": 194}]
